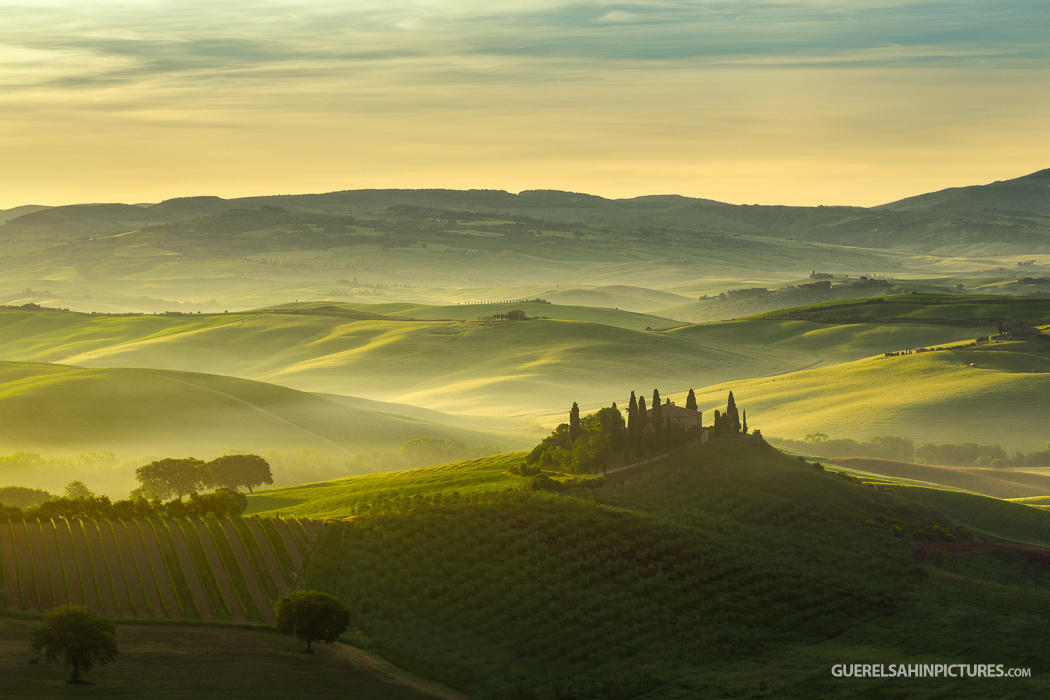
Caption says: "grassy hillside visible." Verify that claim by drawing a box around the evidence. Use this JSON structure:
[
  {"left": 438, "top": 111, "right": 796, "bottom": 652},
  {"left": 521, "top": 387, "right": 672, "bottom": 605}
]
[
  {"left": 0, "top": 516, "right": 314, "bottom": 623},
  {"left": 879, "top": 484, "right": 1050, "bottom": 547},
  {"left": 759, "top": 292, "right": 1050, "bottom": 326},
  {"left": 267, "top": 300, "right": 682, "bottom": 330},
  {"left": 824, "top": 458, "right": 1050, "bottom": 499},
  {"left": 246, "top": 453, "right": 528, "bottom": 518},
  {"left": 0, "top": 362, "right": 520, "bottom": 475},
  {"left": 289, "top": 439, "right": 1050, "bottom": 697},
  {"left": 0, "top": 617, "right": 435, "bottom": 700},
  {"left": 690, "top": 337, "right": 1050, "bottom": 451},
  {"left": 0, "top": 304, "right": 993, "bottom": 415}
]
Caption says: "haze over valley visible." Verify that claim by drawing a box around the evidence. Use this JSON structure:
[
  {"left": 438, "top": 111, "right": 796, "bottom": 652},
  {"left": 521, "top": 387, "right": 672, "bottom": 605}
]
[{"left": 4, "top": 1, "right": 1050, "bottom": 697}]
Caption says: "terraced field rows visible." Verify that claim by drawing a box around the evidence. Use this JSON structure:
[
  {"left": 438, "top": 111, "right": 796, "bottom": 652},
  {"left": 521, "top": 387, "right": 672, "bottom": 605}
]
[{"left": 0, "top": 517, "right": 318, "bottom": 622}]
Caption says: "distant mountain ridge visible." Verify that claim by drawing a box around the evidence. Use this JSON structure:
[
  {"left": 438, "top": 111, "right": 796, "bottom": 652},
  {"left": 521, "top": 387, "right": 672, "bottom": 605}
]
[
  {"left": 878, "top": 168, "right": 1050, "bottom": 216},
  {"left": 1, "top": 168, "right": 1047, "bottom": 314}
]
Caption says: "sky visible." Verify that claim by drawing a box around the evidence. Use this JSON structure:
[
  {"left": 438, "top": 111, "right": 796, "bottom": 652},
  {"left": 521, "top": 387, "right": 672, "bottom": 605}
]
[{"left": 1, "top": 0, "right": 1048, "bottom": 209}]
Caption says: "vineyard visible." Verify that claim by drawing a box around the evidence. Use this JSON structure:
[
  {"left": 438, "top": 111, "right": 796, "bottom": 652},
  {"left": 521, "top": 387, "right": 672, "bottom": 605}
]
[
  {"left": 0, "top": 516, "right": 321, "bottom": 624},
  {"left": 294, "top": 439, "right": 1050, "bottom": 698}
]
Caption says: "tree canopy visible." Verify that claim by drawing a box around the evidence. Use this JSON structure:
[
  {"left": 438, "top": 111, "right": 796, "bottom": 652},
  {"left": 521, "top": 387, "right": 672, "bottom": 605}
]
[
  {"left": 275, "top": 590, "right": 350, "bottom": 653},
  {"left": 31, "top": 605, "right": 117, "bottom": 683},
  {"left": 135, "top": 457, "right": 205, "bottom": 500},
  {"left": 64, "top": 480, "right": 93, "bottom": 499},
  {"left": 204, "top": 454, "right": 273, "bottom": 493}
]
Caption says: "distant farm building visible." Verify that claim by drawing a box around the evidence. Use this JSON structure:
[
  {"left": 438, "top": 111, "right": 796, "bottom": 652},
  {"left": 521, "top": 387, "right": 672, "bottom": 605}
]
[{"left": 646, "top": 401, "right": 702, "bottom": 430}]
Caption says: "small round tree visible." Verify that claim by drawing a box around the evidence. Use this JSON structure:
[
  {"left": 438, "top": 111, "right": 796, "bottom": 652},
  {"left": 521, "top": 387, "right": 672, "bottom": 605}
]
[
  {"left": 31, "top": 605, "right": 117, "bottom": 683},
  {"left": 275, "top": 590, "right": 350, "bottom": 653}
]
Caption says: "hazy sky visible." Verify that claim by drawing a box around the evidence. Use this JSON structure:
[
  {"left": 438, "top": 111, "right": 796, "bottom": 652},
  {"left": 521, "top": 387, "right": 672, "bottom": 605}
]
[{"left": 1, "top": 0, "right": 1047, "bottom": 208}]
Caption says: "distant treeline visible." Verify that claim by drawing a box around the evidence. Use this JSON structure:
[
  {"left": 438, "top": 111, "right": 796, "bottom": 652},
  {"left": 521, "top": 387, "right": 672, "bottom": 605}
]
[
  {"left": 460, "top": 298, "right": 550, "bottom": 305},
  {"left": 773, "top": 433, "right": 1050, "bottom": 468},
  {"left": 0, "top": 489, "right": 247, "bottom": 521},
  {"left": 696, "top": 277, "right": 898, "bottom": 315}
]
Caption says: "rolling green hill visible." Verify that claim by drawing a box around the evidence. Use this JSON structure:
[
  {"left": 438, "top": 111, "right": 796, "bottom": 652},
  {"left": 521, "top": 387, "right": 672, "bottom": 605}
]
[
  {"left": 265, "top": 300, "right": 682, "bottom": 330},
  {"left": 759, "top": 292, "right": 1050, "bottom": 326},
  {"left": 269, "top": 439, "right": 1050, "bottom": 697},
  {"left": 690, "top": 337, "right": 1050, "bottom": 450},
  {"left": 822, "top": 457, "right": 1050, "bottom": 499},
  {"left": 0, "top": 362, "right": 523, "bottom": 479},
  {"left": 0, "top": 303, "right": 993, "bottom": 414},
  {"left": 247, "top": 452, "right": 528, "bottom": 518}
]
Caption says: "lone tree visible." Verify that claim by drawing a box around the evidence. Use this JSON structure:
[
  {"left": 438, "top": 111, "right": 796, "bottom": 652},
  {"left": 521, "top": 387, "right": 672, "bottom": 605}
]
[
  {"left": 64, "top": 481, "right": 93, "bottom": 499},
  {"left": 685, "top": 388, "right": 697, "bottom": 411},
  {"left": 31, "top": 605, "right": 117, "bottom": 683},
  {"left": 204, "top": 454, "right": 273, "bottom": 493},
  {"left": 275, "top": 590, "right": 350, "bottom": 653},
  {"left": 135, "top": 458, "right": 205, "bottom": 500}
]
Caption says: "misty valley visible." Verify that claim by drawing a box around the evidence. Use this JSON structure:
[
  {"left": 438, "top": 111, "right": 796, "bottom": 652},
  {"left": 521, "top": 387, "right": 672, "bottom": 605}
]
[{"left": 3, "top": 170, "right": 1050, "bottom": 697}]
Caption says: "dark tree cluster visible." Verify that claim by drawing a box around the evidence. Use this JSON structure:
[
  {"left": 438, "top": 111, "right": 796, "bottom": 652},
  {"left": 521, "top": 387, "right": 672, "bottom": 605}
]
[
  {"left": 133, "top": 454, "right": 273, "bottom": 500},
  {"left": 711, "top": 391, "right": 746, "bottom": 438},
  {"left": 525, "top": 401, "right": 627, "bottom": 474},
  {"left": 0, "top": 488, "right": 247, "bottom": 522}
]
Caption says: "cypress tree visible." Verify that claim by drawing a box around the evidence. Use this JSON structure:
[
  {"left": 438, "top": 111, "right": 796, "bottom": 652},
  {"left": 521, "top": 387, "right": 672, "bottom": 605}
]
[
  {"left": 713, "top": 409, "right": 721, "bottom": 438},
  {"left": 726, "top": 391, "right": 741, "bottom": 434},
  {"left": 685, "top": 388, "right": 697, "bottom": 411},
  {"left": 638, "top": 396, "right": 649, "bottom": 453},
  {"left": 627, "top": 391, "right": 639, "bottom": 456},
  {"left": 651, "top": 389, "right": 663, "bottom": 447},
  {"left": 742, "top": 409, "right": 748, "bottom": 435},
  {"left": 569, "top": 402, "right": 582, "bottom": 442}
]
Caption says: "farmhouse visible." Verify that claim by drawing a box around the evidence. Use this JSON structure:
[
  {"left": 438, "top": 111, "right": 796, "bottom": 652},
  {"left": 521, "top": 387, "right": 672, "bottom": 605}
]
[{"left": 646, "top": 401, "right": 701, "bottom": 430}]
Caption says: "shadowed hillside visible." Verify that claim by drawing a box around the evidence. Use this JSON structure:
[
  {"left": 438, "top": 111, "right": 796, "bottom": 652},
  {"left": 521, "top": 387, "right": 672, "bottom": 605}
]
[{"left": 253, "top": 439, "right": 1050, "bottom": 697}]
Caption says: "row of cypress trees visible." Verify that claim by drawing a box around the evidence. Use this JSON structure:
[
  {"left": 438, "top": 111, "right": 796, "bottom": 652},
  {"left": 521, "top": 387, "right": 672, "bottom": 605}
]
[{"left": 527, "top": 388, "right": 748, "bottom": 474}]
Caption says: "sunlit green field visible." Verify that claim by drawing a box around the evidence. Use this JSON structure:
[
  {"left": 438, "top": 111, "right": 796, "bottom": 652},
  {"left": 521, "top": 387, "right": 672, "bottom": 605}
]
[
  {"left": 689, "top": 339, "right": 1050, "bottom": 450},
  {"left": 246, "top": 453, "right": 528, "bottom": 518},
  {"left": 0, "top": 303, "right": 995, "bottom": 414},
  {"left": 0, "top": 361, "right": 516, "bottom": 457}
]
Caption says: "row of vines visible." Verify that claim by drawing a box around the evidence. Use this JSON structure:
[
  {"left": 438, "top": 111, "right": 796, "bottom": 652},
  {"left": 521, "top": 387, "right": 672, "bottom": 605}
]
[{"left": 0, "top": 516, "right": 320, "bottom": 624}]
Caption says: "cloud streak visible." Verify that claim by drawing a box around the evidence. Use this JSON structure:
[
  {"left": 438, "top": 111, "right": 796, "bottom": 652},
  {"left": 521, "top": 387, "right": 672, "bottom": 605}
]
[{"left": 0, "top": 1, "right": 1047, "bottom": 207}]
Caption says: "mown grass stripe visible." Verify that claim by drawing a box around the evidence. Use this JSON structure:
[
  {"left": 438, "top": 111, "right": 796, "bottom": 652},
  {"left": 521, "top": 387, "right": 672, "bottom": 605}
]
[
  {"left": 152, "top": 518, "right": 205, "bottom": 619},
  {"left": 18, "top": 520, "right": 44, "bottom": 611},
  {"left": 1, "top": 523, "right": 25, "bottom": 609},
  {"left": 131, "top": 520, "right": 177, "bottom": 619},
  {"left": 215, "top": 519, "right": 272, "bottom": 623},
  {"left": 26, "top": 520, "right": 57, "bottom": 611},
  {"left": 243, "top": 518, "right": 288, "bottom": 595},
  {"left": 144, "top": 519, "right": 196, "bottom": 618},
  {"left": 86, "top": 519, "right": 127, "bottom": 616},
  {"left": 172, "top": 518, "right": 228, "bottom": 618},
  {"left": 229, "top": 519, "right": 279, "bottom": 600},
  {"left": 52, "top": 519, "right": 83, "bottom": 606},
  {"left": 69, "top": 519, "right": 107, "bottom": 614},
  {"left": 99, "top": 519, "right": 139, "bottom": 617},
  {"left": 271, "top": 518, "right": 304, "bottom": 570},
  {"left": 197, "top": 518, "right": 257, "bottom": 622},
  {"left": 43, "top": 518, "right": 73, "bottom": 606},
  {"left": 256, "top": 517, "right": 295, "bottom": 582},
  {"left": 118, "top": 520, "right": 166, "bottom": 618}
]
